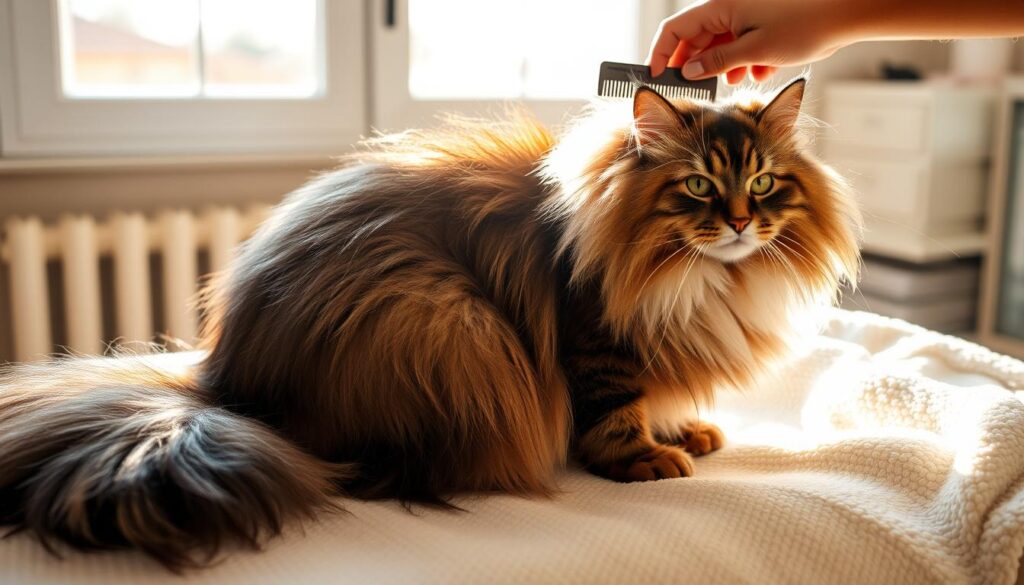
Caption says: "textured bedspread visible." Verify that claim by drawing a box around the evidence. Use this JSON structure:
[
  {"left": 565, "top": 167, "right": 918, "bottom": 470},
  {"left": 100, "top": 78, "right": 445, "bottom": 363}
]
[{"left": 2, "top": 309, "right": 1023, "bottom": 584}]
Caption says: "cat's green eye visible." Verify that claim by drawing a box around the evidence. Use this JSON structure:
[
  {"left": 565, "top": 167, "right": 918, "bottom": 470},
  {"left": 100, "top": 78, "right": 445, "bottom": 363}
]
[
  {"left": 750, "top": 174, "right": 775, "bottom": 196},
  {"left": 685, "top": 175, "right": 714, "bottom": 198}
]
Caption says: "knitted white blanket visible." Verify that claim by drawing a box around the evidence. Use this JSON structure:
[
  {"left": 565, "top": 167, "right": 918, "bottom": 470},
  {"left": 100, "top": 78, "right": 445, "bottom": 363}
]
[{"left": 2, "top": 309, "right": 1023, "bottom": 584}]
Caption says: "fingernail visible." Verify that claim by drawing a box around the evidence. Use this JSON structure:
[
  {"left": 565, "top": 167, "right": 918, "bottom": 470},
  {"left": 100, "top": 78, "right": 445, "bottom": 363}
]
[{"left": 682, "top": 61, "right": 704, "bottom": 79}]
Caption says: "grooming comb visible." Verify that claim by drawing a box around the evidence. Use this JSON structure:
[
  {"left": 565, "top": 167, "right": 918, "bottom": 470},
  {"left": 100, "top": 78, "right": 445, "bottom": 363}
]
[{"left": 597, "top": 61, "right": 717, "bottom": 102}]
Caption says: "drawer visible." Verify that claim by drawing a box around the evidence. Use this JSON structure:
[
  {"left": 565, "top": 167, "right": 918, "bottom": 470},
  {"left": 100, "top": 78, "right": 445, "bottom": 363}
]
[
  {"left": 858, "top": 256, "right": 980, "bottom": 302},
  {"left": 825, "top": 103, "right": 929, "bottom": 154},
  {"left": 830, "top": 157, "right": 926, "bottom": 219},
  {"left": 840, "top": 292, "right": 976, "bottom": 333}
]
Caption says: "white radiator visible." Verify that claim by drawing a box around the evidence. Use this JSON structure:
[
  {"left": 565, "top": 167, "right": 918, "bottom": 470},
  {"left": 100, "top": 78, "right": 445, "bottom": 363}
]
[{"left": 1, "top": 206, "right": 272, "bottom": 362}]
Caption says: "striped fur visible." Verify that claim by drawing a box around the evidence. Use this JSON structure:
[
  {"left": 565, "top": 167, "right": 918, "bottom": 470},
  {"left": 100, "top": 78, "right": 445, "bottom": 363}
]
[{"left": 0, "top": 79, "right": 859, "bottom": 568}]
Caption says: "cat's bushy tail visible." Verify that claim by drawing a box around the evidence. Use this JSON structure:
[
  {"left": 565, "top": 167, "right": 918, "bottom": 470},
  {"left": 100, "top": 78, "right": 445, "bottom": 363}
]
[{"left": 0, "top": 355, "right": 348, "bottom": 571}]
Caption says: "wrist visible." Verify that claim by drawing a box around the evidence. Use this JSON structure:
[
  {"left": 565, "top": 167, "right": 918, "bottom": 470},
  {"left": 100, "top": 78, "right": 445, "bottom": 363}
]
[{"left": 824, "top": 0, "right": 883, "bottom": 44}]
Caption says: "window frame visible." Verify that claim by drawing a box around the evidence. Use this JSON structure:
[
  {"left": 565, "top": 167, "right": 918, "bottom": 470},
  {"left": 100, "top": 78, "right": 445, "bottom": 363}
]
[
  {"left": 368, "top": 0, "right": 673, "bottom": 131},
  {"left": 0, "top": 0, "right": 366, "bottom": 157}
]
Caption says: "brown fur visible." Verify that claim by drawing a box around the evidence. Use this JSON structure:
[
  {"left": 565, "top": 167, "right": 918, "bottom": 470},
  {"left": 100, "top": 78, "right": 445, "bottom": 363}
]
[
  {"left": 0, "top": 79, "right": 860, "bottom": 569},
  {"left": 0, "top": 356, "right": 346, "bottom": 570}
]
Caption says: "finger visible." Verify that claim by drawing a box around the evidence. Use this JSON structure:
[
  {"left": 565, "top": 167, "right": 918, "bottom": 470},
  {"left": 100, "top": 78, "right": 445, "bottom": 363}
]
[
  {"left": 682, "top": 30, "right": 765, "bottom": 80},
  {"left": 750, "top": 65, "right": 778, "bottom": 81},
  {"left": 646, "top": 6, "right": 718, "bottom": 77},
  {"left": 706, "top": 32, "right": 736, "bottom": 49},
  {"left": 647, "top": 23, "right": 684, "bottom": 77},
  {"left": 667, "top": 30, "right": 720, "bottom": 72},
  {"left": 725, "top": 67, "right": 747, "bottom": 85},
  {"left": 684, "top": 30, "right": 716, "bottom": 59},
  {"left": 708, "top": 33, "right": 739, "bottom": 83},
  {"left": 666, "top": 40, "right": 687, "bottom": 69}
]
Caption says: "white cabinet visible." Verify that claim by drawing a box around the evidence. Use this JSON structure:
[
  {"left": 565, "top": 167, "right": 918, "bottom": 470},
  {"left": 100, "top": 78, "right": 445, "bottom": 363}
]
[
  {"left": 824, "top": 81, "right": 997, "bottom": 333},
  {"left": 823, "top": 81, "right": 996, "bottom": 262},
  {"left": 826, "top": 103, "right": 929, "bottom": 153}
]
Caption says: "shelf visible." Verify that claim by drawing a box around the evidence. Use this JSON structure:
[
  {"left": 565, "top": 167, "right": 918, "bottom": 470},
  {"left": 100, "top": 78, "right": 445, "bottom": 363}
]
[{"left": 860, "top": 223, "right": 987, "bottom": 264}]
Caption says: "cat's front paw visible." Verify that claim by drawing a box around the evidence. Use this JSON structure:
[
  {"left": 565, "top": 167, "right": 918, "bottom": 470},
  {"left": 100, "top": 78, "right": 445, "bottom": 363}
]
[
  {"left": 597, "top": 444, "right": 694, "bottom": 482},
  {"left": 678, "top": 421, "right": 725, "bottom": 456}
]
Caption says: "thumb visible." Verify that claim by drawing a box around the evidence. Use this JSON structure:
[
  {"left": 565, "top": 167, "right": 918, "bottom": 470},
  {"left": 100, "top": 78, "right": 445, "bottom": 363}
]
[{"left": 682, "top": 31, "right": 765, "bottom": 80}]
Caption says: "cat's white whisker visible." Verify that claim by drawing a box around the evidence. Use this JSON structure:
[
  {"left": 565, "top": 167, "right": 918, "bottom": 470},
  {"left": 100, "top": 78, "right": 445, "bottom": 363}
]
[
  {"left": 639, "top": 242, "right": 707, "bottom": 375},
  {"left": 635, "top": 243, "right": 692, "bottom": 302},
  {"left": 764, "top": 241, "right": 802, "bottom": 281},
  {"left": 772, "top": 238, "right": 809, "bottom": 267},
  {"left": 775, "top": 232, "right": 826, "bottom": 266}
]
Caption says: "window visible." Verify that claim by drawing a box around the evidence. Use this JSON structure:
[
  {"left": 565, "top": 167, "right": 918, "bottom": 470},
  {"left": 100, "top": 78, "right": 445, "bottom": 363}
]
[
  {"left": 408, "top": 0, "right": 639, "bottom": 100},
  {"left": 0, "top": 0, "right": 363, "bottom": 156},
  {"left": 1, "top": 0, "right": 674, "bottom": 156},
  {"left": 60, "top": 0, "right": 320, "bottom": 99},
  {"left": 371, "top": 0, "right": 670, "bottom": 130}
]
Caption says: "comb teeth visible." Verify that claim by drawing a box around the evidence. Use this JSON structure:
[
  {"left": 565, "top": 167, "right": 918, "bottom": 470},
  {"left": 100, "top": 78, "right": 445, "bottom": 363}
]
[
  {"left": 597, "top": 61, "right": 717, "bottom": 102},
  {"left": 599, "top": 79, "right": 712, "bottom": 101}
]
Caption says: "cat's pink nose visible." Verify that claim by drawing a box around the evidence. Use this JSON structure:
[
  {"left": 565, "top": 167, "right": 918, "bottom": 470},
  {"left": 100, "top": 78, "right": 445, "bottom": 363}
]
[{"left": 728, "top": 217, "right": 751, "bottom": 234}]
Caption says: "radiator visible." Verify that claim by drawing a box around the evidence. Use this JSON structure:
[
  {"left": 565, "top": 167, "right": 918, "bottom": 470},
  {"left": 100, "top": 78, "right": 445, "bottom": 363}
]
[{"left": 1, "top": 206, "right": 272, "bottom": 362}]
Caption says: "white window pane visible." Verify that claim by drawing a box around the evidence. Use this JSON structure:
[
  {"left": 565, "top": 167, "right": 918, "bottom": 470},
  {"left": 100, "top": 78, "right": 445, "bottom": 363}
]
[
  {"left": 409, "top": 0, "right": 639, "bottom": 100},
  {"left": 59, "top": 0, "right": 321, "bottom": 99},
  {"left": 200, "top": 0, "right": 320, "bottom": 98},
  {"left": 62, "top": 0, "right": 200, "bottom": 98}
]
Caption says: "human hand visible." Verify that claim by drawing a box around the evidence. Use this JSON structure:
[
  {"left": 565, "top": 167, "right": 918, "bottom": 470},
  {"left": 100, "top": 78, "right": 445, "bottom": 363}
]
[{"left": 647, "top": 0, "right": 854, "bottom": 84}]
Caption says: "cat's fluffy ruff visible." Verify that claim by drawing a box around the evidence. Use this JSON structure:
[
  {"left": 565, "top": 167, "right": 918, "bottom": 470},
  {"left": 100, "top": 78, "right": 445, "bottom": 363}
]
[
  {"left": 0, "top": 80, "right": 860, "bottom": 569},
  {"left": 542, "top": 80, "right": 861, "bottom": 405}
]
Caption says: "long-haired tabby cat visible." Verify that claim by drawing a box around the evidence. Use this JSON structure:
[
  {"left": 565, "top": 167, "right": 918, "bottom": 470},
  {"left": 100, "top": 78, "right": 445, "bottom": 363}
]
[{"left": 0, "top": 78, "right": 859, "bottom": 569}]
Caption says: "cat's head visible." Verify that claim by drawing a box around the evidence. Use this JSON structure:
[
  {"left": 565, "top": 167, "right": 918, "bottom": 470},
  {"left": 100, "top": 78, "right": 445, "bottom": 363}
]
[
  {"left": 543, "top": 78, "right": 861, "bottom": 334},
  {"left": 630, "top": 80, "right": 815, "bottom": 263}
]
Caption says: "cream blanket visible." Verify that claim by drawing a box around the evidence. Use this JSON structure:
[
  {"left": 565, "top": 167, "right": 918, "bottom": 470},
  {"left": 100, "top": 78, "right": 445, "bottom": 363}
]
[{"left": 2, "top": 309, "right": 1023, "bottom": 584}]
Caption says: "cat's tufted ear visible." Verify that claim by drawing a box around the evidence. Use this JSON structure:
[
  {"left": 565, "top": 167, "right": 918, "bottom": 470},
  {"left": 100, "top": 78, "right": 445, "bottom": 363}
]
[
  {"left": 633, "top": 87, "right": 682, "bottom": 151},
  {"left": 758, "top": 78, "right": 806, "bottom": 132}
]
